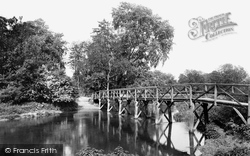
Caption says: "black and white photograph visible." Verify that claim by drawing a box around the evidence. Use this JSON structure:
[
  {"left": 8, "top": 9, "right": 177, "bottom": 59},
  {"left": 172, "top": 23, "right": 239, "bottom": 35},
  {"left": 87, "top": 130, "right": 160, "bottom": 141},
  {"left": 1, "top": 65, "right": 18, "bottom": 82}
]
[{"left": 1, "top": 0, "right": 250, "bottom": 156}]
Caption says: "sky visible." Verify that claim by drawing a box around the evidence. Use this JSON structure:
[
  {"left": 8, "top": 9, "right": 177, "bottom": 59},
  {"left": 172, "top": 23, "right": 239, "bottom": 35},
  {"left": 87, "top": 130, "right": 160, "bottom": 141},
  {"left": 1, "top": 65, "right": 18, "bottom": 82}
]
[{"left": 1, "top": 0, "right": 250, "bottom": 79}]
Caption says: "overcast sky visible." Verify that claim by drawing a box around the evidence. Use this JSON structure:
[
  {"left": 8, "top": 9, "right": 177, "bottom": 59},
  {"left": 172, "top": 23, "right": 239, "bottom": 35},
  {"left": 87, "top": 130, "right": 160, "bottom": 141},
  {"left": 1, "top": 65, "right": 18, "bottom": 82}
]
[{"left": 1, "top": 0, "right": 250, "bottom": 79}]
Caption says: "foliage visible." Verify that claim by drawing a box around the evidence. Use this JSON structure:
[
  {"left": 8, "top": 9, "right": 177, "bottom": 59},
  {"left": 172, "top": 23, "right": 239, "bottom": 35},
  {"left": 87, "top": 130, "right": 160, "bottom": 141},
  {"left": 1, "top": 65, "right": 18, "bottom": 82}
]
[
  {"left": 0, "top": 16, "right": 78, "bottom": 107},
  {"left": 0, "top": 102, "right": 59, "bottom": 120},
  {"left": 45, "top": 70, "right": 79, "bottom": 104},
  {"left": 178, "top": 70, "right": 205, "bottom": 83},
  {"left": 199, "top": 136, "right": 250, "bottom": 156},
  {"left": 177, "top": 64, "right": 249, "bottom": 84},
  {"left": 225, "top": 124, "right": 250, "bottom": 141},
  {"left": 131, "top": 70, "right": 176, "bottom": 87},
  {"left": 206, "top": 63, "right": 248, "bottom": 83},
  {"left": 69, "top": 2, "right": 174, "bottom": 93},
  {"left": 173, "top": 102, "right": 190, "bottom": 122},
  {"left": 76, "top": 146, "right": 137, "bottom": 156}
]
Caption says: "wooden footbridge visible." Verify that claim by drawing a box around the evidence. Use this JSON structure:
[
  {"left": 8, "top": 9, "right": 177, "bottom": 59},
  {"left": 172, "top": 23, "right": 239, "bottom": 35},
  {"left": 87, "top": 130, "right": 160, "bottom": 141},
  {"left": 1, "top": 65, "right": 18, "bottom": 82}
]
[{"left": 92, "top": 83, "right": 250, "bottom": 131}]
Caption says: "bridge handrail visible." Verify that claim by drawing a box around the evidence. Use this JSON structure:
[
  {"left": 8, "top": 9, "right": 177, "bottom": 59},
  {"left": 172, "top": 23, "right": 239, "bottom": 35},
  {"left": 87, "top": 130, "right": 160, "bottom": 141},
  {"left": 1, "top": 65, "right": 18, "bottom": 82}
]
[{"left": 95, "top": 83, "right": 250, "bottom": 93}]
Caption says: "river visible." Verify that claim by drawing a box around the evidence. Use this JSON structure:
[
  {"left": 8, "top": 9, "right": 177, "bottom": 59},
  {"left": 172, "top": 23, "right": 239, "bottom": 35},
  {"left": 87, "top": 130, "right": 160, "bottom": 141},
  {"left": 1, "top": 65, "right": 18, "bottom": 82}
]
[{"left": 0, "top": 97, "right": 204, "bottom": 156}]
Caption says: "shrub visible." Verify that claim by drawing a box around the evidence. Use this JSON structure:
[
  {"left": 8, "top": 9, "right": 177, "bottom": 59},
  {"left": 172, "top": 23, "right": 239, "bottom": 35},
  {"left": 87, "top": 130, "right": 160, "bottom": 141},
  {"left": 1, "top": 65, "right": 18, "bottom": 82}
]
[{"left": 76, "top": 146, "right": 137, "bottom": 156}]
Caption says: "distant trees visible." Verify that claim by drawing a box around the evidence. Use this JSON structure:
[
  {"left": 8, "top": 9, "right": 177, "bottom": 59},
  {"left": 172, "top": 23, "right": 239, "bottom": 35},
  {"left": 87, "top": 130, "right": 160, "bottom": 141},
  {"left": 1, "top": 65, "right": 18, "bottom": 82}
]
[
  {"left": 132, "top": 70, "right": 176, "bottom": 87},
  {"left": 178, "top": 70, "right": 205, "bottom": 83},
  {"left": 178, "top": 64, "right": 249, "bottom": 84},
  {"left": 207, "top": 64, "right": 248, "bottom": 83},
  {"left": 69, "top": 2, "right": 174, "bottom": 94}
]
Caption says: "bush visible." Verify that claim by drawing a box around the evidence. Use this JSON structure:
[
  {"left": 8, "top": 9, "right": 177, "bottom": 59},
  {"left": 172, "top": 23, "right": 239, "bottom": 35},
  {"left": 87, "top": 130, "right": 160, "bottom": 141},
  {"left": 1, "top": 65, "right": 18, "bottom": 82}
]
[
  {"left": 76, "top": 146, "right": 137, "bottom": 156},
  {"left": 0, "top": 67, "right": 79, "bottom": 111}
]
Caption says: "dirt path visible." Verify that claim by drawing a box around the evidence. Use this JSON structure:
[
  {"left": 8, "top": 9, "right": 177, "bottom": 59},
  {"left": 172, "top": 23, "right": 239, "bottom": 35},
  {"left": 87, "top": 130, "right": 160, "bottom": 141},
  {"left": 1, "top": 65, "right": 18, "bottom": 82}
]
[{"left": 77, "top": 96, "right": 99, "bottom": 110}]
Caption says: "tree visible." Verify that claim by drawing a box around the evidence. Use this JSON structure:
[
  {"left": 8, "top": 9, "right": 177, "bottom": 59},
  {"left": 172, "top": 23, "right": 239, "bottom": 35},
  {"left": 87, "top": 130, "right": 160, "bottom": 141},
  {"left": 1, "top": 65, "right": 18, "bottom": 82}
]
[
  {"left": 178, "top": 70, "right": 205, "bottom": 83},
  {"left": 207, "top": 64, "right": 248, "bottom": 83},
  {"left": 0, "top": 16, "right": 78, "bottom": 104},
  {"left": 69, "top": 42, "right": 88, "bottom": 90},
  {"left": 112, "top": 2, "right": 174, "bottom": 68},
  {"left": 132, "top": 70, "right": 176, "bottom": 87},
  {"left": 71, "top": 2, "right": 174, "bottom": 93}
]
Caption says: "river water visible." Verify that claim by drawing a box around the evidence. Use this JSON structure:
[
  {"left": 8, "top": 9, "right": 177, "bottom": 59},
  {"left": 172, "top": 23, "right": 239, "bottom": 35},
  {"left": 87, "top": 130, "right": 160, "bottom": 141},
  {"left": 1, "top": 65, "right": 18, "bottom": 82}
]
[{"left": 0, "top": 98, "right": 204, "bottom": 156}]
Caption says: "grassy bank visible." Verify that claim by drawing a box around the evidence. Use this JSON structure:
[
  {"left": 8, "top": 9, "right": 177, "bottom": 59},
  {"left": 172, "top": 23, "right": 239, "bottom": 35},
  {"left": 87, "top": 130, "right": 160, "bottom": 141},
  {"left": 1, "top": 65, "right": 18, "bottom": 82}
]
[{"left": 0, "top": 102, "right": 62, "bottom": 121}]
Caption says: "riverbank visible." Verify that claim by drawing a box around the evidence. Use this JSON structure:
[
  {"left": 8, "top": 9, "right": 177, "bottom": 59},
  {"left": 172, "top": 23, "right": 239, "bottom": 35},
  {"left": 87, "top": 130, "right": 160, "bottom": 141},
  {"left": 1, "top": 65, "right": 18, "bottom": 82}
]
[
  {"left": 0, "top": 102, "right": 62, "bottom": 122},
  {"left": 173, "top": 102, "right": 250, "bottom": 156}
]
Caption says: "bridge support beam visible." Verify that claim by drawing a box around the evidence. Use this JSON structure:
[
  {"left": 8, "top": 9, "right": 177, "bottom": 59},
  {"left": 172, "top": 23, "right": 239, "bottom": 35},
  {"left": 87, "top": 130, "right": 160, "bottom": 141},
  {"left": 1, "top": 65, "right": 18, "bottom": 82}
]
[
  {"left": 134, "top": 101, "right": 141, "bottom": 119},
  {"left": 202, "top": 103, "right": 209, "bottom": 126},
  {"left": 118, "top": 99, "right": 124, "bottom": 115},
  {"left": 98, "top": 98, "right": 104, "bottom": 110},
  {"left": 107, "top": 98, "right": 113, "bottom": 112},
  {"left": 155, "top": 101, "right": 161, "bottom": 124},
  {"left": 168, "top": 103, "right": 173, "bottom": 123}
]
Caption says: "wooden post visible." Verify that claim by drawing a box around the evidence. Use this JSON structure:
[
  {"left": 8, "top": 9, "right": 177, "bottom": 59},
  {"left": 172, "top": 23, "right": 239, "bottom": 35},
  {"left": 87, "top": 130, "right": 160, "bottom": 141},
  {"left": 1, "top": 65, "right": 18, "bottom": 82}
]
[
  {"left": 203, "top": 103, "right": 209, "bottom": 125},
  {"left": 107, "top": 90, "right": 113, "bottom": 112},
  {"left": 190, "top": 85, "right": 195, "bottom": 131},
  {"left": 155, "top": 88, "right": 161, "bottom": 124},
  {"left": 171, "top": 86, "right": 174, "bottom": 102},
  {"left": 204, "top": 85, "right": 208, "bottom": 98},
  {"left": 98, "top": 92, "right": 102, "bottom": 110},
  {"left": 168, "top": 102, "right": 173, "bottom": 123},
  {"left": 166, "top": 122, "right": 173, "bottom": 148},
  {"left": 214, "top": 85, "right": 217, "bottom": 106},
  {"left": 248, "top": 86, "right": 250, "bottom": 124},
  {"left": 118, "top": 99, "right": 123, "bottom": 115},
  {"left": 134, "top": 89, "right": 141, "bottom": 119}
]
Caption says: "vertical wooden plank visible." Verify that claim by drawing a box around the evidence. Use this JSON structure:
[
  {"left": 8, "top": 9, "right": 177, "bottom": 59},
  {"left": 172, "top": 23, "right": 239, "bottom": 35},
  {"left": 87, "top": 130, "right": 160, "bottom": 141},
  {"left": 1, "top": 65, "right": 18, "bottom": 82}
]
[
  {"left": 99, "top": 92, "right": 102, "bottom": 110},
  {"left": 134, "top": 89, "right": 139, "bottom": 118},
  {"left": 168, "top": 102, "right": 172, "bottom": 123},
  {"left": 214, "top": 85, "right": 217, "bottom": 106},
  {"left": 205, "top": 85, "right": 208, "bottom": 98},
  {"left": 203, "top": 103, "right": 209, "bottom": 125},
  {"left": 248, "top": 86, "right": 250, "bottom": 124},
  {"left": 126, "top": 90, "right": 129, "bottom": 100},
  {"left": 107, "top": 90, "right": 110, "bottom": 112},
  {"left": 171, "top": 86, "right": 174, "bottom": 102},
  {"left": 189, "top": 85, "right": 195, "bottom": 131},
  {"left": 155, "top": 88, "right": 161, "bottom": 124},
  {"left": 118, "top": 90, "right": 123, "bottom": 115}
]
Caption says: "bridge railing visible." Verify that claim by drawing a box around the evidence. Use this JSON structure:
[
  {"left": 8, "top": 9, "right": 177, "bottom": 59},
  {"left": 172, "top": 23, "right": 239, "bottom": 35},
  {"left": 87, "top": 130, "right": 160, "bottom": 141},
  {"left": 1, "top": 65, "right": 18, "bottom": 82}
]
[{"left": 93, "top": 83, "right": 250, "bottom": 107}]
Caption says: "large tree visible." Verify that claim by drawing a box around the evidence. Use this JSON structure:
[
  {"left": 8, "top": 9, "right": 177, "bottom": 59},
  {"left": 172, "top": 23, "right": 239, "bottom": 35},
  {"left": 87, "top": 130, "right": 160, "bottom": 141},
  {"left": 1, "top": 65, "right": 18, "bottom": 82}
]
[
  {"left": 0, "top": 16, "right": 78, "bottom": 104},
  {"left": 70, "top": 2, "right": 174, "bottom": 93}
]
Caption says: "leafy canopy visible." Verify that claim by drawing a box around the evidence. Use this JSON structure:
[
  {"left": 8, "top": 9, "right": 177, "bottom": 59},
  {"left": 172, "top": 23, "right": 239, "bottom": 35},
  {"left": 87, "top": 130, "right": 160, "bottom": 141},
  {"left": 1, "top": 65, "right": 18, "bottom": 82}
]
[{"left": 69, "top": 2, "right": 174, "bottom": 93}]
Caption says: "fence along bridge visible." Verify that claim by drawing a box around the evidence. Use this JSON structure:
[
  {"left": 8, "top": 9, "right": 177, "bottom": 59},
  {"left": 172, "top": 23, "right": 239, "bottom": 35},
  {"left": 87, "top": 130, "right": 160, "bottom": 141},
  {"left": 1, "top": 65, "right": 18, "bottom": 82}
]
[{"left": 93, "top": 83, "right": 250, "bottom": 130}]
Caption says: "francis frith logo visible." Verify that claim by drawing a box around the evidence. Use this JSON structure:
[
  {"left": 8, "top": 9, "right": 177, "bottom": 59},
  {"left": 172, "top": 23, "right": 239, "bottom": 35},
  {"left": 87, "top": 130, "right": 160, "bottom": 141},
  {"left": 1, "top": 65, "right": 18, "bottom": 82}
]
[{"left": 188, "top": 12, "right": 237, "bottom": 41}]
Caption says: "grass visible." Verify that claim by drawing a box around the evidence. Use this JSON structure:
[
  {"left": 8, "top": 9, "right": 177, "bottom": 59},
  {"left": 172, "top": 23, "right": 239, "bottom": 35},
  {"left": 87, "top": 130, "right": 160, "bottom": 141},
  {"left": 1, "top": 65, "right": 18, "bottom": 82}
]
[{"left": 0, "top": 102, "right": 60, "bottom": 120}]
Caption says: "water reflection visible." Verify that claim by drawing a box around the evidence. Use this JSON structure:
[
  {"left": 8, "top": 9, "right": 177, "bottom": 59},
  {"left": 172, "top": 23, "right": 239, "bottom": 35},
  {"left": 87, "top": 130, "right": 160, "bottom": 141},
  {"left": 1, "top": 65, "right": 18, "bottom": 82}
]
[{"left": 0, "top": 109, "right": 204, "bottom": 156}]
